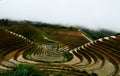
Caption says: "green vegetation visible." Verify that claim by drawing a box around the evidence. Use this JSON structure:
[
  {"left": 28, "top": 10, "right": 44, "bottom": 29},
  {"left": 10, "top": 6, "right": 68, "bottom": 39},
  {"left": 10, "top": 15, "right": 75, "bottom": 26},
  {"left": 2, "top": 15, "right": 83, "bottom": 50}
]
[
  {"left": 0, "top": 64, "right": 49, "bottom": 76},
  {"left": 0, "top": 19, "right": 9, "bottom": 26},
  {"left": 0, "top": 18, "right": 89, "bottom": 49},
  {"left": 90, "top": 73, "right": 98, "bottom": 76},
  {"left": 41, "top": 29, "right": 90, "bottom": 49},
  {"left": 115, "top": 33, "right": 120, "bottom": 36},
  {"left": 0, "top": 64, "right": 97, "bottom": 76},
  {"left": 0, "top": 18, "right": 77, "bottom": 30},
  {"left": 54, "top": 72, "right": 66, "bottom": 76},
  {"left": 0, "top": 25, "right": 4, "bottom": 30},
  {"left": 63, "top": 51, "right": 73, "bottom": 61},
  {"left": 0, "top": 18, "right": 116, "bottom": 41},
  {"left": 80, "top": 27, "right": 116, "bottom": 40},
  {"left": 1, "top": 18, "right": 119, "bottom": 76}
]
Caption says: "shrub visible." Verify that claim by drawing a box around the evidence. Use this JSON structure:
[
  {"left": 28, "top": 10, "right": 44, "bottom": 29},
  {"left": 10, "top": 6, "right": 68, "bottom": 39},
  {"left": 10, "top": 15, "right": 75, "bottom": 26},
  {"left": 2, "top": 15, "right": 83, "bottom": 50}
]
[
  {"left": 90, "top": 73, "right": 98, "bottom": 76},
  {"left": 63, "top": 51, "right": 73, "bottom": 61},
  {"left": 0, "top": 64, "right": 48, "bottom": 76}
]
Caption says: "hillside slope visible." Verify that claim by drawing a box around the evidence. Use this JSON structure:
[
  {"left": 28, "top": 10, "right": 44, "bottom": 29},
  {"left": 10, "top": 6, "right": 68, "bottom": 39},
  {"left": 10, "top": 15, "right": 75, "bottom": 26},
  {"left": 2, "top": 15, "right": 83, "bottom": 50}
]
[
  {"left": 0, "top": 20, "right": 119, "bottom": 76},
  {"left": 0, "top": 29, "right": 95, "bottom": 76}
]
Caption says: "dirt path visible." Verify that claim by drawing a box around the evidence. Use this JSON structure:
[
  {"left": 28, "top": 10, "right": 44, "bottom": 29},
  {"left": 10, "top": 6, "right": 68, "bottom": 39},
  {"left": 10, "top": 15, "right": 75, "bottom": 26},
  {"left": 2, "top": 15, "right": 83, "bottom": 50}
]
[{"left": 81, "top": 33, "right": 93, "bottom": 42}]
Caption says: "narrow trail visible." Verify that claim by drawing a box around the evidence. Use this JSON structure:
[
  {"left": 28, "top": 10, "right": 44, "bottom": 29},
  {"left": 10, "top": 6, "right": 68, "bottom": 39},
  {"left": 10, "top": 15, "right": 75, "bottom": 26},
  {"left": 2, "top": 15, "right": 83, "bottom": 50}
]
[{"left": 78, "top": 30, "right": 93, "bottom": 42}]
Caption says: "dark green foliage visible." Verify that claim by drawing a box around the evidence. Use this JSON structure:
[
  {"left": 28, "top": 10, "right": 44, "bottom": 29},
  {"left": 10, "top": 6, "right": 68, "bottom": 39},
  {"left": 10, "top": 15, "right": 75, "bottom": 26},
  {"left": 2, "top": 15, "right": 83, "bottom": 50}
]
[
  {"left": 0, "top": 64, "right": 49, "bottom": 76},
  {"left": 0, "top": 64, "right": 97, "bottom": 76},
  {"left": 115, "top": 33, "right": 120, "bottom": 36},
  {"left": 0, "top": 19, "right": 78, "bottom": 31},
  {"left": 0, "top": 19, "right": 9, "bottom": 26},
  {"left": 54, "top": 72, "right": 66, "bottom": 76},
  {"left": 17, "top": 30, "right": 35, "bottom": 41},
  {"left": 81, "top": 27, "right": 116, "bottom": 40},
  {"left": 90, "top": 73, "right": 98, "bottom": 76},
  {"left": 63, "top": 51, "right": 73, "bottom": 61},
  {"left": 33, "top": 22, "right": 68, "bottom": 29},
  {"left": 0, "top": 25, "right": 4, "bottom": 30}
]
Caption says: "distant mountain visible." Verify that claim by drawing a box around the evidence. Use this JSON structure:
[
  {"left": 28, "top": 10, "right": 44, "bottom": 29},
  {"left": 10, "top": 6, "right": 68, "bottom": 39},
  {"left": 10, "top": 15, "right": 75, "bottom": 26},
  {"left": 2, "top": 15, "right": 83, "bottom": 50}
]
[{"left": 80, "top": 27, "right": 116, "bottom": 40}]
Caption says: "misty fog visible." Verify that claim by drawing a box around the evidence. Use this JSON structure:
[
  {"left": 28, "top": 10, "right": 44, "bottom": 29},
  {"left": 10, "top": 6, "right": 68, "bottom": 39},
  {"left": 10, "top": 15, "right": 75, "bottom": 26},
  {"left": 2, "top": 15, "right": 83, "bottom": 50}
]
[{"left": 0, "top": 0, "right": 120, "bottom": 32}]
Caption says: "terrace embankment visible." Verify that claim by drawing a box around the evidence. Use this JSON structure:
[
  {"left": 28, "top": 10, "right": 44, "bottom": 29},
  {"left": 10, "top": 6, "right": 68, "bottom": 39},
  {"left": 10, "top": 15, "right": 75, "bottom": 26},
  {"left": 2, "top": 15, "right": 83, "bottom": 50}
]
[{"left": 1, "top": 28, "right": 120, "bottom": 76}]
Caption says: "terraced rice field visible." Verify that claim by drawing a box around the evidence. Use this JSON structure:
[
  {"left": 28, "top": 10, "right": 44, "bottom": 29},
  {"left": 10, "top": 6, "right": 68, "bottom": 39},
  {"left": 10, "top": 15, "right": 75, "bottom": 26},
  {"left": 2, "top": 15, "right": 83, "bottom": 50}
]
[{"left": 0, "top": 29, "right": 120, "bottom": 76}]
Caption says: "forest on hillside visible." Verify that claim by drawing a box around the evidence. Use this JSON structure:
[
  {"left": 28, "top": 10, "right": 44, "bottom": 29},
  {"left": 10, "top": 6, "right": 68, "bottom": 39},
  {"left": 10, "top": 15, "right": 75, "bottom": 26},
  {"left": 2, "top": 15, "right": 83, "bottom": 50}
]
[{"left": 0, "top": 19, "right": 117, "bottom": 40}]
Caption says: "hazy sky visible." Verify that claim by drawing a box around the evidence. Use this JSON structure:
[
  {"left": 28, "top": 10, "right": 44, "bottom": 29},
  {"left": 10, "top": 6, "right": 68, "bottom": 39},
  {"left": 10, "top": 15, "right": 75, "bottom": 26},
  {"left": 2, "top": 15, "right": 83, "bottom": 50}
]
[{"left": 0, "top": 0, "right": 120, "bottom": 32}]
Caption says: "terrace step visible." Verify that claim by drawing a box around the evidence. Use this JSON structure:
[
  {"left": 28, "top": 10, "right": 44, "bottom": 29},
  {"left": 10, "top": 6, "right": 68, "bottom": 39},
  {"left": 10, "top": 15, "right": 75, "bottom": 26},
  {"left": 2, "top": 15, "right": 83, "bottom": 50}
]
[{"left": 0, "top": 30, "right": 33, "bottom": 68}]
